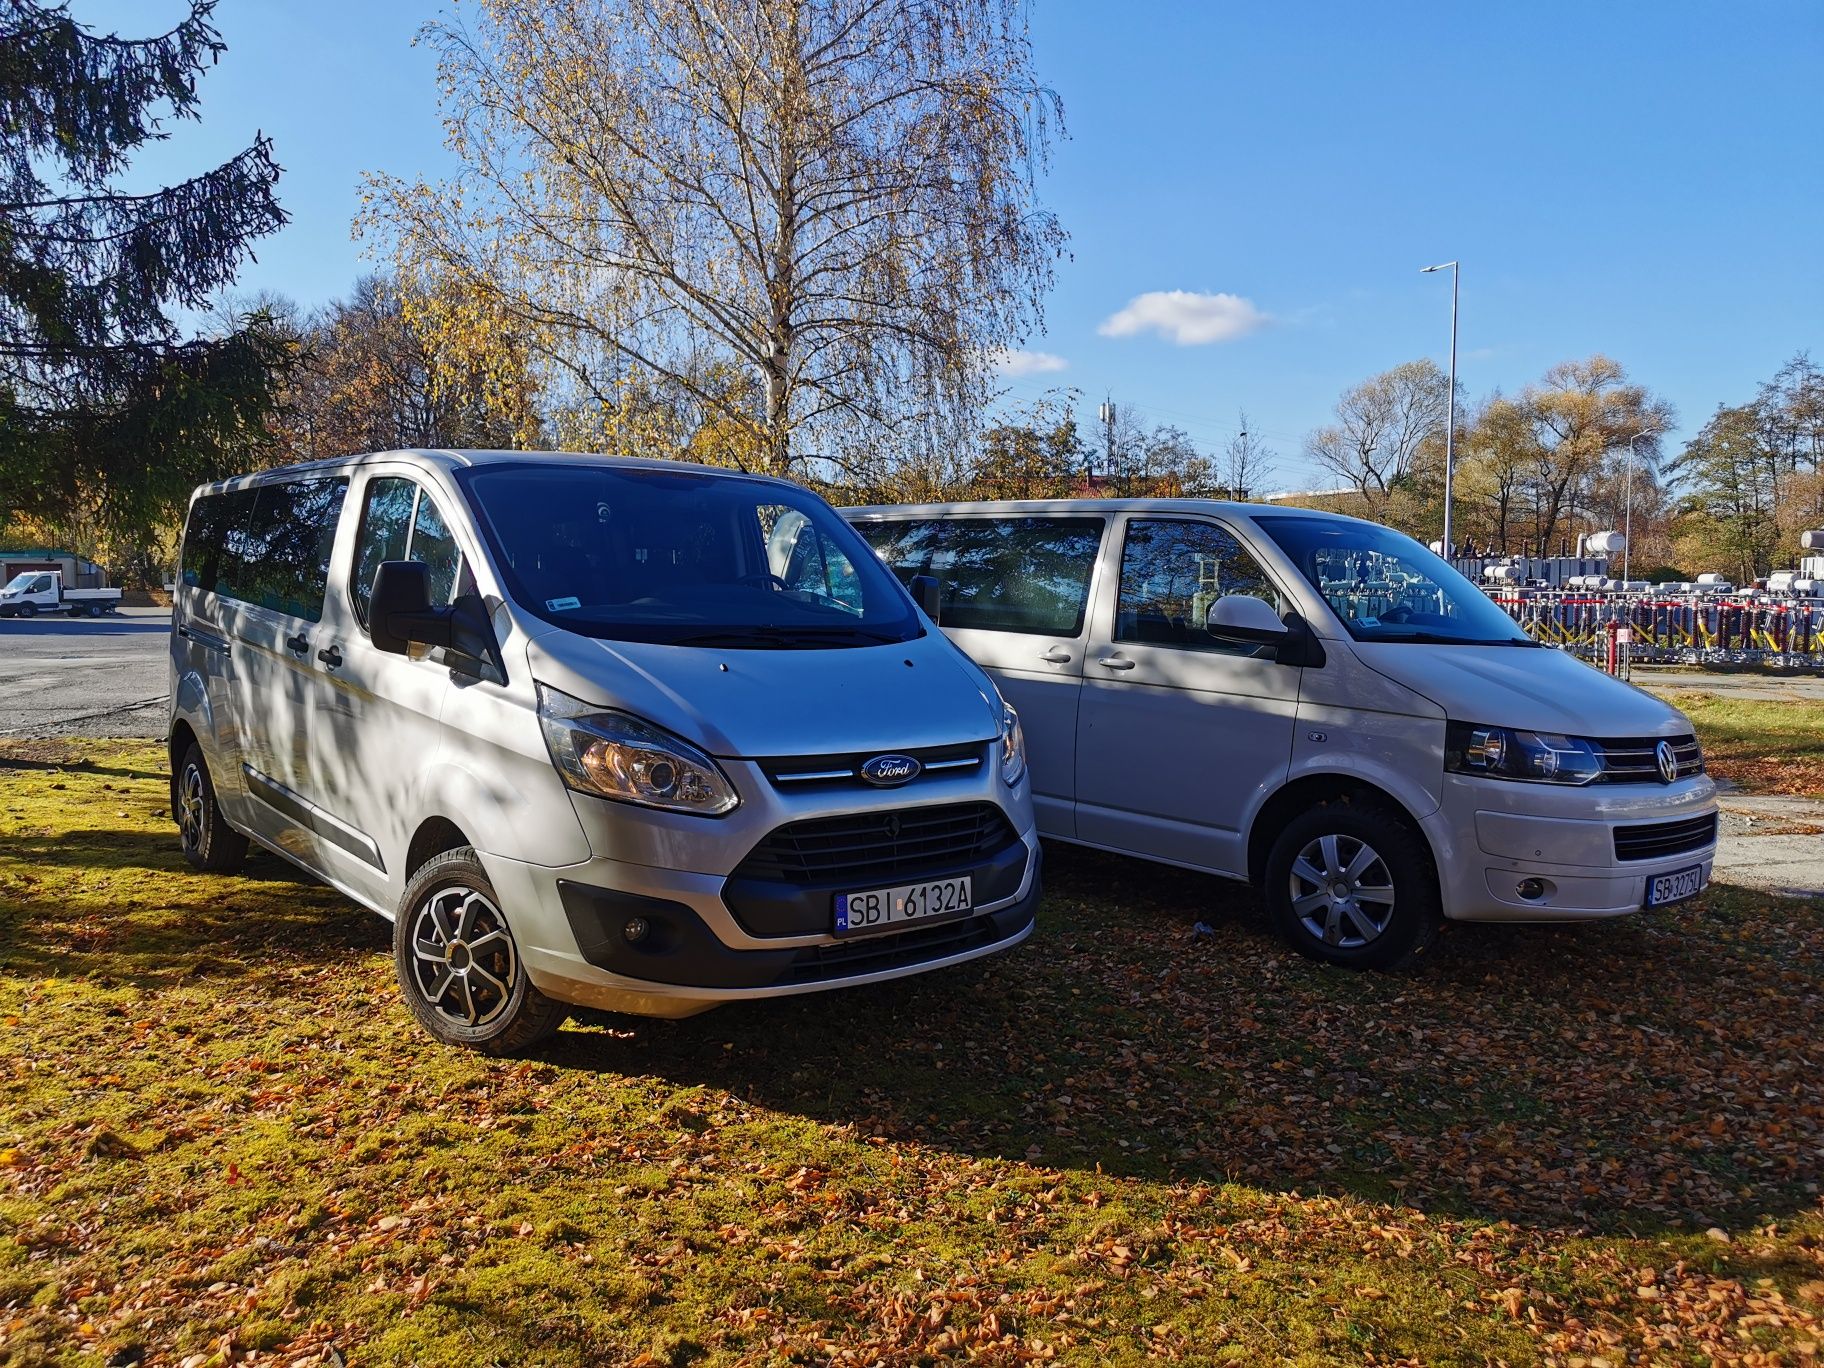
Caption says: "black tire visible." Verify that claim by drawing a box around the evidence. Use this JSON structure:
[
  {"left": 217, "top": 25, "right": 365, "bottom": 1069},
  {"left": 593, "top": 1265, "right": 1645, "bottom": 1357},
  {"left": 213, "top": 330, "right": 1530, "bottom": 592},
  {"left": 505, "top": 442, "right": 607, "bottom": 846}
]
[
  {"left": 394, "top": 847, "right": 567, "bottom": 1055},
  {"left": 18, "top": 602, "right": 34, "bottom": 619},
  {"left": 173, "top": 742, "right": 249, "bottom": 873},
  {"left": 1263, "top": 798, "right": 1441, "bottom": 970}
]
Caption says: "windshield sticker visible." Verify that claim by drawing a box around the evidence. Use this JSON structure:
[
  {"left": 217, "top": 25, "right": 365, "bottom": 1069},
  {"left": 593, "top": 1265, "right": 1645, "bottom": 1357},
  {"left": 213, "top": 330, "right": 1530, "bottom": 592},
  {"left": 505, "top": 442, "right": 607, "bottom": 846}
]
[{"left": 546, "top": 596, "right": 581, "bottom": 612}]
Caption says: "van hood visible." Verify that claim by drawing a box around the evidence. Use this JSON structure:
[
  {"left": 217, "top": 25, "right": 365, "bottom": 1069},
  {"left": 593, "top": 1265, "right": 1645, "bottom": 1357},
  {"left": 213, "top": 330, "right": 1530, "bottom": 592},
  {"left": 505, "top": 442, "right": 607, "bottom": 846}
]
[
  {"left": 1351, "top": 642, "right": 1692, "bottom": 738},
  {"left": 524, "top": 626, "right": 1002, "bottom": 758}
]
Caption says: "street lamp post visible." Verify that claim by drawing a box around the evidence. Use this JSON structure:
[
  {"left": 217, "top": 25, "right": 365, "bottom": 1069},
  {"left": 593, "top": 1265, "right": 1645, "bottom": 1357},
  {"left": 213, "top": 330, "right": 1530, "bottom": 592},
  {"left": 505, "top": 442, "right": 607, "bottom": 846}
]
[
  {"left": 1420, "top": 261, "right": 1459, "bottom": 557},
  {"left": 1622, "top": 428, "right": 1657, "bottom": 585}
]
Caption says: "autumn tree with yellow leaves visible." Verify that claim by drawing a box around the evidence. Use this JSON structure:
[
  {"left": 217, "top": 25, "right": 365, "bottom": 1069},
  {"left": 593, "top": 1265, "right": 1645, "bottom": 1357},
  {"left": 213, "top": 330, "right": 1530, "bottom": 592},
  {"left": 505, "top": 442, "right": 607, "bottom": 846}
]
[{"left": 363, "top": 0, "right": 1066, "bottom": 480}]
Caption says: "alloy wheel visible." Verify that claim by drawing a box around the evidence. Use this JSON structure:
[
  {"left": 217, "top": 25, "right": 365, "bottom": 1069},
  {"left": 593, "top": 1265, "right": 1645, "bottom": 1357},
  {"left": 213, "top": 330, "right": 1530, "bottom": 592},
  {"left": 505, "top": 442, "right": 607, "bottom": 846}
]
[
  {"left": 407, "top": 886, "right": 519, "bottom": 1029},
  {"left": 177, "top": 764, "right": 206, "bottom": 852},
  {"left": 1288, "top": 833, "right": 1397, "bottom": 949}
]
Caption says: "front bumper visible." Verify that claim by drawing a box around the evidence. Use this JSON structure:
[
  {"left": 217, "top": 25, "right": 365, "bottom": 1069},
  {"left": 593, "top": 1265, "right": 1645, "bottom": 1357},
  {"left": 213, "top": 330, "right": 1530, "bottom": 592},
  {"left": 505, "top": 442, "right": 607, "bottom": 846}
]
[
  {"left": 481, "top": 759, "right": 1042, "bottom": 1018},
  {"left": 1426, "top": 772, "right": 1719, "bottom": 923}
]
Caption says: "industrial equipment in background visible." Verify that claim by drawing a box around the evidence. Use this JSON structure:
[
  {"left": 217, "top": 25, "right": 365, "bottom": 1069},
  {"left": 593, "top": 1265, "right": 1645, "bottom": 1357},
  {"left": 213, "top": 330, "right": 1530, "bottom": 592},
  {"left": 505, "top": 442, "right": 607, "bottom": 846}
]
[{"left": 1471, "top": 529, "right": 1824, "bottom": 674}]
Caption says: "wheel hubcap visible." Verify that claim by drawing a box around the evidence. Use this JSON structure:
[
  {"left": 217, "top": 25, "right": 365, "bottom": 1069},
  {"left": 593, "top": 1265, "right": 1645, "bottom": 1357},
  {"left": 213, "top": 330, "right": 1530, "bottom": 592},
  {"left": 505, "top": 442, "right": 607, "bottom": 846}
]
[
  {"left": 408, "top": 887, "right": 518, "bottom": 1028},
  {"left": 178, "top": 765, "right": 205, "bottom": 849},
  {"left": 1289, "top": 833, "right": 1397, "bottom": 949}
]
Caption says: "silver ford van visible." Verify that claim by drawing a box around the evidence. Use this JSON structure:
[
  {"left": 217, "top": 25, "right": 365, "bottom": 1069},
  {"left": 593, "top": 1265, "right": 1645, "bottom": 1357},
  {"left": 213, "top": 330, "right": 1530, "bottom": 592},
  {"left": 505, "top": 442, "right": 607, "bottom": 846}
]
[
  {"left": 845, "top": 499, "right": 1718, "bottom": 969},
  {"left": 168, "top": 451, "right": 1039, "bottom": 1052}
]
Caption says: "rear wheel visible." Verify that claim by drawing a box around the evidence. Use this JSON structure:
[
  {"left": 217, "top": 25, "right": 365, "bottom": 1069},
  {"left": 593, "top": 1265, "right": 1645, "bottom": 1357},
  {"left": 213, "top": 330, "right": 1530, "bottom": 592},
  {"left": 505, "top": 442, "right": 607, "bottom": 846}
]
[
  {"left": 1264, "top": 799, "right": 1440, "bottom": 970},
  {"left": 174, "top": 743, "right": 249, "bottom": 872},
  {"left": 394, "top": 847, "right": 567, "bottom": 1054}
]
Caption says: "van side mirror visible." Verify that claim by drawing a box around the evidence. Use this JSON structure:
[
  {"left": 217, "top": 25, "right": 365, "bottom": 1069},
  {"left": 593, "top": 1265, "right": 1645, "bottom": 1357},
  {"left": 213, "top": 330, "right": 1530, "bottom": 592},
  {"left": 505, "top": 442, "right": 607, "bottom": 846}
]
[
  {"left": 369, "top": 560, "right": 455, "bottom": 655},
  {"left": 1207, "top": 593, "right": 1293, "bottom": 648},
  {"left": 908, "top": 573, "right": 942, "bottom": 623}
]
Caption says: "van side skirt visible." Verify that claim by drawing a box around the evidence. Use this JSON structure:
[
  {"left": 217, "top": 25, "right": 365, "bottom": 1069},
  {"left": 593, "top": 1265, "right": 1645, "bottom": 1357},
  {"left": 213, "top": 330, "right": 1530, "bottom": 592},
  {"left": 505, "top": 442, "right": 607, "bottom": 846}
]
[{"left": 242, "top": 764, "right": 387, "bottom": 873}]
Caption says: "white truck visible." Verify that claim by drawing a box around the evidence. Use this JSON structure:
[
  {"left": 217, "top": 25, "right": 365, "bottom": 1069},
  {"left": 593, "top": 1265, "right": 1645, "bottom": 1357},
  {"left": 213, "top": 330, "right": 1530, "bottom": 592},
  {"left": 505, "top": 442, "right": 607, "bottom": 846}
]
[{"left": 0, "top": 569, "right": 123, "bottom": 618}]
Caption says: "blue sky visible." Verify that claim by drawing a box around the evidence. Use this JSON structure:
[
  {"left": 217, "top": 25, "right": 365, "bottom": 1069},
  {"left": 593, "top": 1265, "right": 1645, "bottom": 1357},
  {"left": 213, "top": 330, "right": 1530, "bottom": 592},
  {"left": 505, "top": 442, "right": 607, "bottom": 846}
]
[{"left": 78, "top": 1, "right": 1823, "bottom": 490}]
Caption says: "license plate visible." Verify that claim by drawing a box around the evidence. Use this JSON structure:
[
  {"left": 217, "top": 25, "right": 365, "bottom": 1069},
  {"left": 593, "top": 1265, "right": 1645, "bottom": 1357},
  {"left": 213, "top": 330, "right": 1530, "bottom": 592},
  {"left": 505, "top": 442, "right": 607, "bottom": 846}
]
[
  {"left": 1645, "top": 863, "right": 1706, "bottom": 908},
  {"left": 835, "top": 875, "right": 973, "bottom": 935}
]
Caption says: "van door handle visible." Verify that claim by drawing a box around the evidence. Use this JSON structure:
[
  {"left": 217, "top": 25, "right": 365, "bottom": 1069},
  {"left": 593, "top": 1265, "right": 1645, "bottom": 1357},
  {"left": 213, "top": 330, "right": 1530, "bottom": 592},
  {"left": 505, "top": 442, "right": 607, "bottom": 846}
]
[
  {"left": 284, "top": 633, "right": 309, "bottom": 656},
  {"left": 1096, "top": 654, "right": 1136, "bottom": 671},
  {"left": 1039, "top": 646, "right": 1073, "bottom": 664},
  {"left": 317, "top": 646, "right": 343, "bottom": 669}
]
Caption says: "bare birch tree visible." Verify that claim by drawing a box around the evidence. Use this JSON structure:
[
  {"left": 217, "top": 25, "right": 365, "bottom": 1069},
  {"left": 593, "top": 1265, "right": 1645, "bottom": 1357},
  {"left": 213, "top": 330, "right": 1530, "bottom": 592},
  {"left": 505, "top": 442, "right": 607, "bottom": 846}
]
[
  {"left": 1305, "top": 360, "right": 1451, "bottom": 511},
  {"left": 1220, "top": 411, "right": 1275, "bottom": 500},
  {"left": 362, "top": 0, "right": 1064, "bottom": 477}
]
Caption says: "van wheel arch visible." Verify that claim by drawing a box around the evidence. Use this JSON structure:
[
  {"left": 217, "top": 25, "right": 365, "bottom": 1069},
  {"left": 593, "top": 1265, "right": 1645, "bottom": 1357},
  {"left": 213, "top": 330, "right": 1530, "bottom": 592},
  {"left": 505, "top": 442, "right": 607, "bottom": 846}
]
[
  {"left": 406, "top": 817, "right": 473, "bottom": 882},
  {"left": 168, "top": 720, "right": 200, "bottom": 779},
  {"left": 1247, "top": 776, "right": 1437, "bottom": 888}
]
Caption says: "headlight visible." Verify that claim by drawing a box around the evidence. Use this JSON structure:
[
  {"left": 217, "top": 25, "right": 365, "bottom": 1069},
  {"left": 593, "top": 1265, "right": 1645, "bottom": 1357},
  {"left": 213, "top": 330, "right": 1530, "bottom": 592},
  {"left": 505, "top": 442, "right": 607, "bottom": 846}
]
[
  {"left": 1445, "top": 721, "right": 1602, "bottom": 785},
  {"left": 999, "top": 700, "right": 1027, "bottom": 787},
  {"left": 536, "top": 683, "right": 739, "bottom": 815}
]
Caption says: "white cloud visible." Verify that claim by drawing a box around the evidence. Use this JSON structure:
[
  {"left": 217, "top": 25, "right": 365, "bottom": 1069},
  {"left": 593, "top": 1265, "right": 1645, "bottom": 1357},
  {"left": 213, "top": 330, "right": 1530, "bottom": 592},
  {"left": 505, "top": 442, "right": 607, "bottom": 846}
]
[
  {"left": 991, "top": 347, "right": 1070, "bottom": 377},
  {"left": 1097, "top": 290, "right": 1270, "bottom": 346}
]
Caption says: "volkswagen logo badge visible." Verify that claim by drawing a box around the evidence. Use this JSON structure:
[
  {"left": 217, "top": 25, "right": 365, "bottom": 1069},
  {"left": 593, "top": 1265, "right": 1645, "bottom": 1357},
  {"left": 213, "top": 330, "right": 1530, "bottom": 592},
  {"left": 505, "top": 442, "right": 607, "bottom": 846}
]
[
  {"left": 1655, "top": 739, "right": 1678, "bottom": 784},
  {"left": 861, "top": 753, "right": 922, "bottom": 787}
]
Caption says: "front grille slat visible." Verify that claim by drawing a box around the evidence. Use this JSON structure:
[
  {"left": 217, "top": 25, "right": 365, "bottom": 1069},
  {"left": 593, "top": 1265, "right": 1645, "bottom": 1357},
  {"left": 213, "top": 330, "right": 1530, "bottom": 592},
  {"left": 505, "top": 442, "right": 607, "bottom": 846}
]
[
  {"left": 1614, "top": 812, "right": 1717, "bottom": 862},
  {"left": 757, "top": 742, "right": 987, "bottom": 793},
  {"left": 733, "top": 801, "right": 1017, "bottom": 887},
  {"left": 1590, "top": 734, "right": 1705, "bottom": 783}
]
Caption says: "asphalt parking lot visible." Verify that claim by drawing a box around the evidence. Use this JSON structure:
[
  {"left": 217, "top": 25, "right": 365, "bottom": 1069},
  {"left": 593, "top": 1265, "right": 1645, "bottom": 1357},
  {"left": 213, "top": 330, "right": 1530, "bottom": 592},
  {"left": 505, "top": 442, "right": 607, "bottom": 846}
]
[{"left": 0, "top": 607, "right": 171, "bottom": 738}]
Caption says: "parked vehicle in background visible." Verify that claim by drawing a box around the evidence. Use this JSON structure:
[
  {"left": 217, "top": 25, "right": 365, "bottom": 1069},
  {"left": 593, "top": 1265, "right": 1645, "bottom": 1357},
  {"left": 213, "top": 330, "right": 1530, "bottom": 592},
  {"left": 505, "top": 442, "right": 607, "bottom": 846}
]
[
  {"left": 0, "top": 570, "right": 122, "bottom": 618},
  {"left": 846, "top": 499, "right": 1719, "bottom": 969},
  {"left": 168, "top": 451, "right": 1039, "bottom": 1053}
]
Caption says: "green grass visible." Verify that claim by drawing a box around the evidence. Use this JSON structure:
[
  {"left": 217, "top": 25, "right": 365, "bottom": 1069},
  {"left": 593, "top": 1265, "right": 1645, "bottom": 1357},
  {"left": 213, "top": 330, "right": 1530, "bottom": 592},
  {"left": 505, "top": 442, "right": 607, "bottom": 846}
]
[
  {"left": 1650, "top": 690, "right": 1824, "bottom": 797},
  {"left": 1, "top": 739, "right": 1822, "bottom": 1366}
]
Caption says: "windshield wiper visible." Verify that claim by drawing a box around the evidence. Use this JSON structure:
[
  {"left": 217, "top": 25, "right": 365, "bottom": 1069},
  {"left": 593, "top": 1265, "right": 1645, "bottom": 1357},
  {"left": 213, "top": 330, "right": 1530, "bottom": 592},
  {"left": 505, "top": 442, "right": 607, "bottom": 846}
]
[
  {"left": 1369, "top": 630, "right": 1540, "bottom": 647},
  {"left": 668, "top": 627, "right": 901, "bottom": 649}
]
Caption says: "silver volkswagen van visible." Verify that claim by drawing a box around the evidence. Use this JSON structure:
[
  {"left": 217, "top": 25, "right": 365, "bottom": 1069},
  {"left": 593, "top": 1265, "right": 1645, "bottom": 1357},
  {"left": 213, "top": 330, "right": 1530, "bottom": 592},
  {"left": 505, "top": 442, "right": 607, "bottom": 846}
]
[
  {"left": 168, "top": 451, "right": 1039, "bottom": 1052},
  {"left": 846, "top": 499, "right": 1719, "bottom": 969}
]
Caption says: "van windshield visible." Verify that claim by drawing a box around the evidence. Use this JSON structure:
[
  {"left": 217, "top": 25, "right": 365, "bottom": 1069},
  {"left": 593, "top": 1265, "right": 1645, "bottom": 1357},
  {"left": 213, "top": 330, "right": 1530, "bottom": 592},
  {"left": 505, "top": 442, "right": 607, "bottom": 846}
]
[
  {"left": 460, "top": 463, "right": 922, "bottom": 647},
  {"left": 1253, "top": 515, "right": 1536, "bottom": 646},
  {"left": 2, "top": 573, "right": 38, "bottom": 593}
]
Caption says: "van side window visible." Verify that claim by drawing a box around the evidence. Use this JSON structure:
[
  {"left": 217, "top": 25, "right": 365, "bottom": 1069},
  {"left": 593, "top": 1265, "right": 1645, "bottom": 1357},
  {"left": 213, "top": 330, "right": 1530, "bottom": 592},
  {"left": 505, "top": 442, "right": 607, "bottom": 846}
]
[
  {"left": 352, "top": 476, "right": 465, "bottom": 625},
  {"left": 184, "top": 479, "right": 346, "bottom": 620},
  {"left": 236, "top": 479, "right": 349, "bottom": 621},
  {"left": 180, "top": 493, "right": 228, "bottom": 592},
  {"left": 855, "top": 516, "right": 1103, "bottom": 635},
  {"left": 1115, "top": 518, "right": 1283, "bottom": 653}
]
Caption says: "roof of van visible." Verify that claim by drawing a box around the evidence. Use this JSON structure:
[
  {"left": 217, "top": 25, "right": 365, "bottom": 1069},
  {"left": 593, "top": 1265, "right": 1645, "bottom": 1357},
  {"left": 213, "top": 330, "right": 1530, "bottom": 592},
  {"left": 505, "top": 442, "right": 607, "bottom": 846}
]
[
  {"left": 841, "top": 497, "right": 1363, "bottom": 525},
  {"left": 187, "top": 449, "right": 802, "bottom": 497}
]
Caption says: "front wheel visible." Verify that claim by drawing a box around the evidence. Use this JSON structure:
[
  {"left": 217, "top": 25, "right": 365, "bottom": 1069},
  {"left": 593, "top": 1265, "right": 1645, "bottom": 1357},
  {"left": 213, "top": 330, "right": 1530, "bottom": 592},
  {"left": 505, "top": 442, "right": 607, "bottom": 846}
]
[
  {"left": 174, "top": 743, "right": 249, "bottom": 872},
  {"left": 394, "top": 848, "right": 567, "bottom": 1054},
  {"left": 17, "top": 603, "right": 34, "bottom": 619},
  {"left": 1263, "top": 800, "right": 1440, "bottom": 970}
]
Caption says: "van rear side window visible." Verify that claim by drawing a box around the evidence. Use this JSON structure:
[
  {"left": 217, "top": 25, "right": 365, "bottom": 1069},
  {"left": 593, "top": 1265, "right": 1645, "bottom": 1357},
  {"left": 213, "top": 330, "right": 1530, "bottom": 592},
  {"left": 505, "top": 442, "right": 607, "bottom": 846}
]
[
  {"left": 855, "top": 516, "right": 1104, "bottom": 636},
  {"left": 180, "top": 477, "right": 348, "bottom": 622}
]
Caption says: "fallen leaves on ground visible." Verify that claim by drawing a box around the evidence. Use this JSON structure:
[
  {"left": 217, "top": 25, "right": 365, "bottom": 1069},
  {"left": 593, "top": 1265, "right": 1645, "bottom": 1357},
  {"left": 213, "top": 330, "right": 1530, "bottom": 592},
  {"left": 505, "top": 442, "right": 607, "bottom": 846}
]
[{"left": 0, "top": 738, "right": 1820, "bottom": 1366}]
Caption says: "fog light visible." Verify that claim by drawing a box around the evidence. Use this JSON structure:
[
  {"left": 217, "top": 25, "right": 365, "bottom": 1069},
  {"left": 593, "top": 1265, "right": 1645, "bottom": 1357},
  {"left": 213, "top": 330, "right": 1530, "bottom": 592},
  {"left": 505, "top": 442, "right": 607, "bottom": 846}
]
[
  {"left": 1516, "top": 878, "right": 1546, "bottom": 902},
  {"left": 623, "top": 917, "right": 651, "bottom": 944}
]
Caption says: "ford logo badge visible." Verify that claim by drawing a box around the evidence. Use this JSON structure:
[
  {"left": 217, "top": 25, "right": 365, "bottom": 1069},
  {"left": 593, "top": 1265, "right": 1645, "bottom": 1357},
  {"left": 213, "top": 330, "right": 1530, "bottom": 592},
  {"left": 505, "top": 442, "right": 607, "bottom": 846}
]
[{"left": 861, "top": 754, "right": 922, "bottom": 787}]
